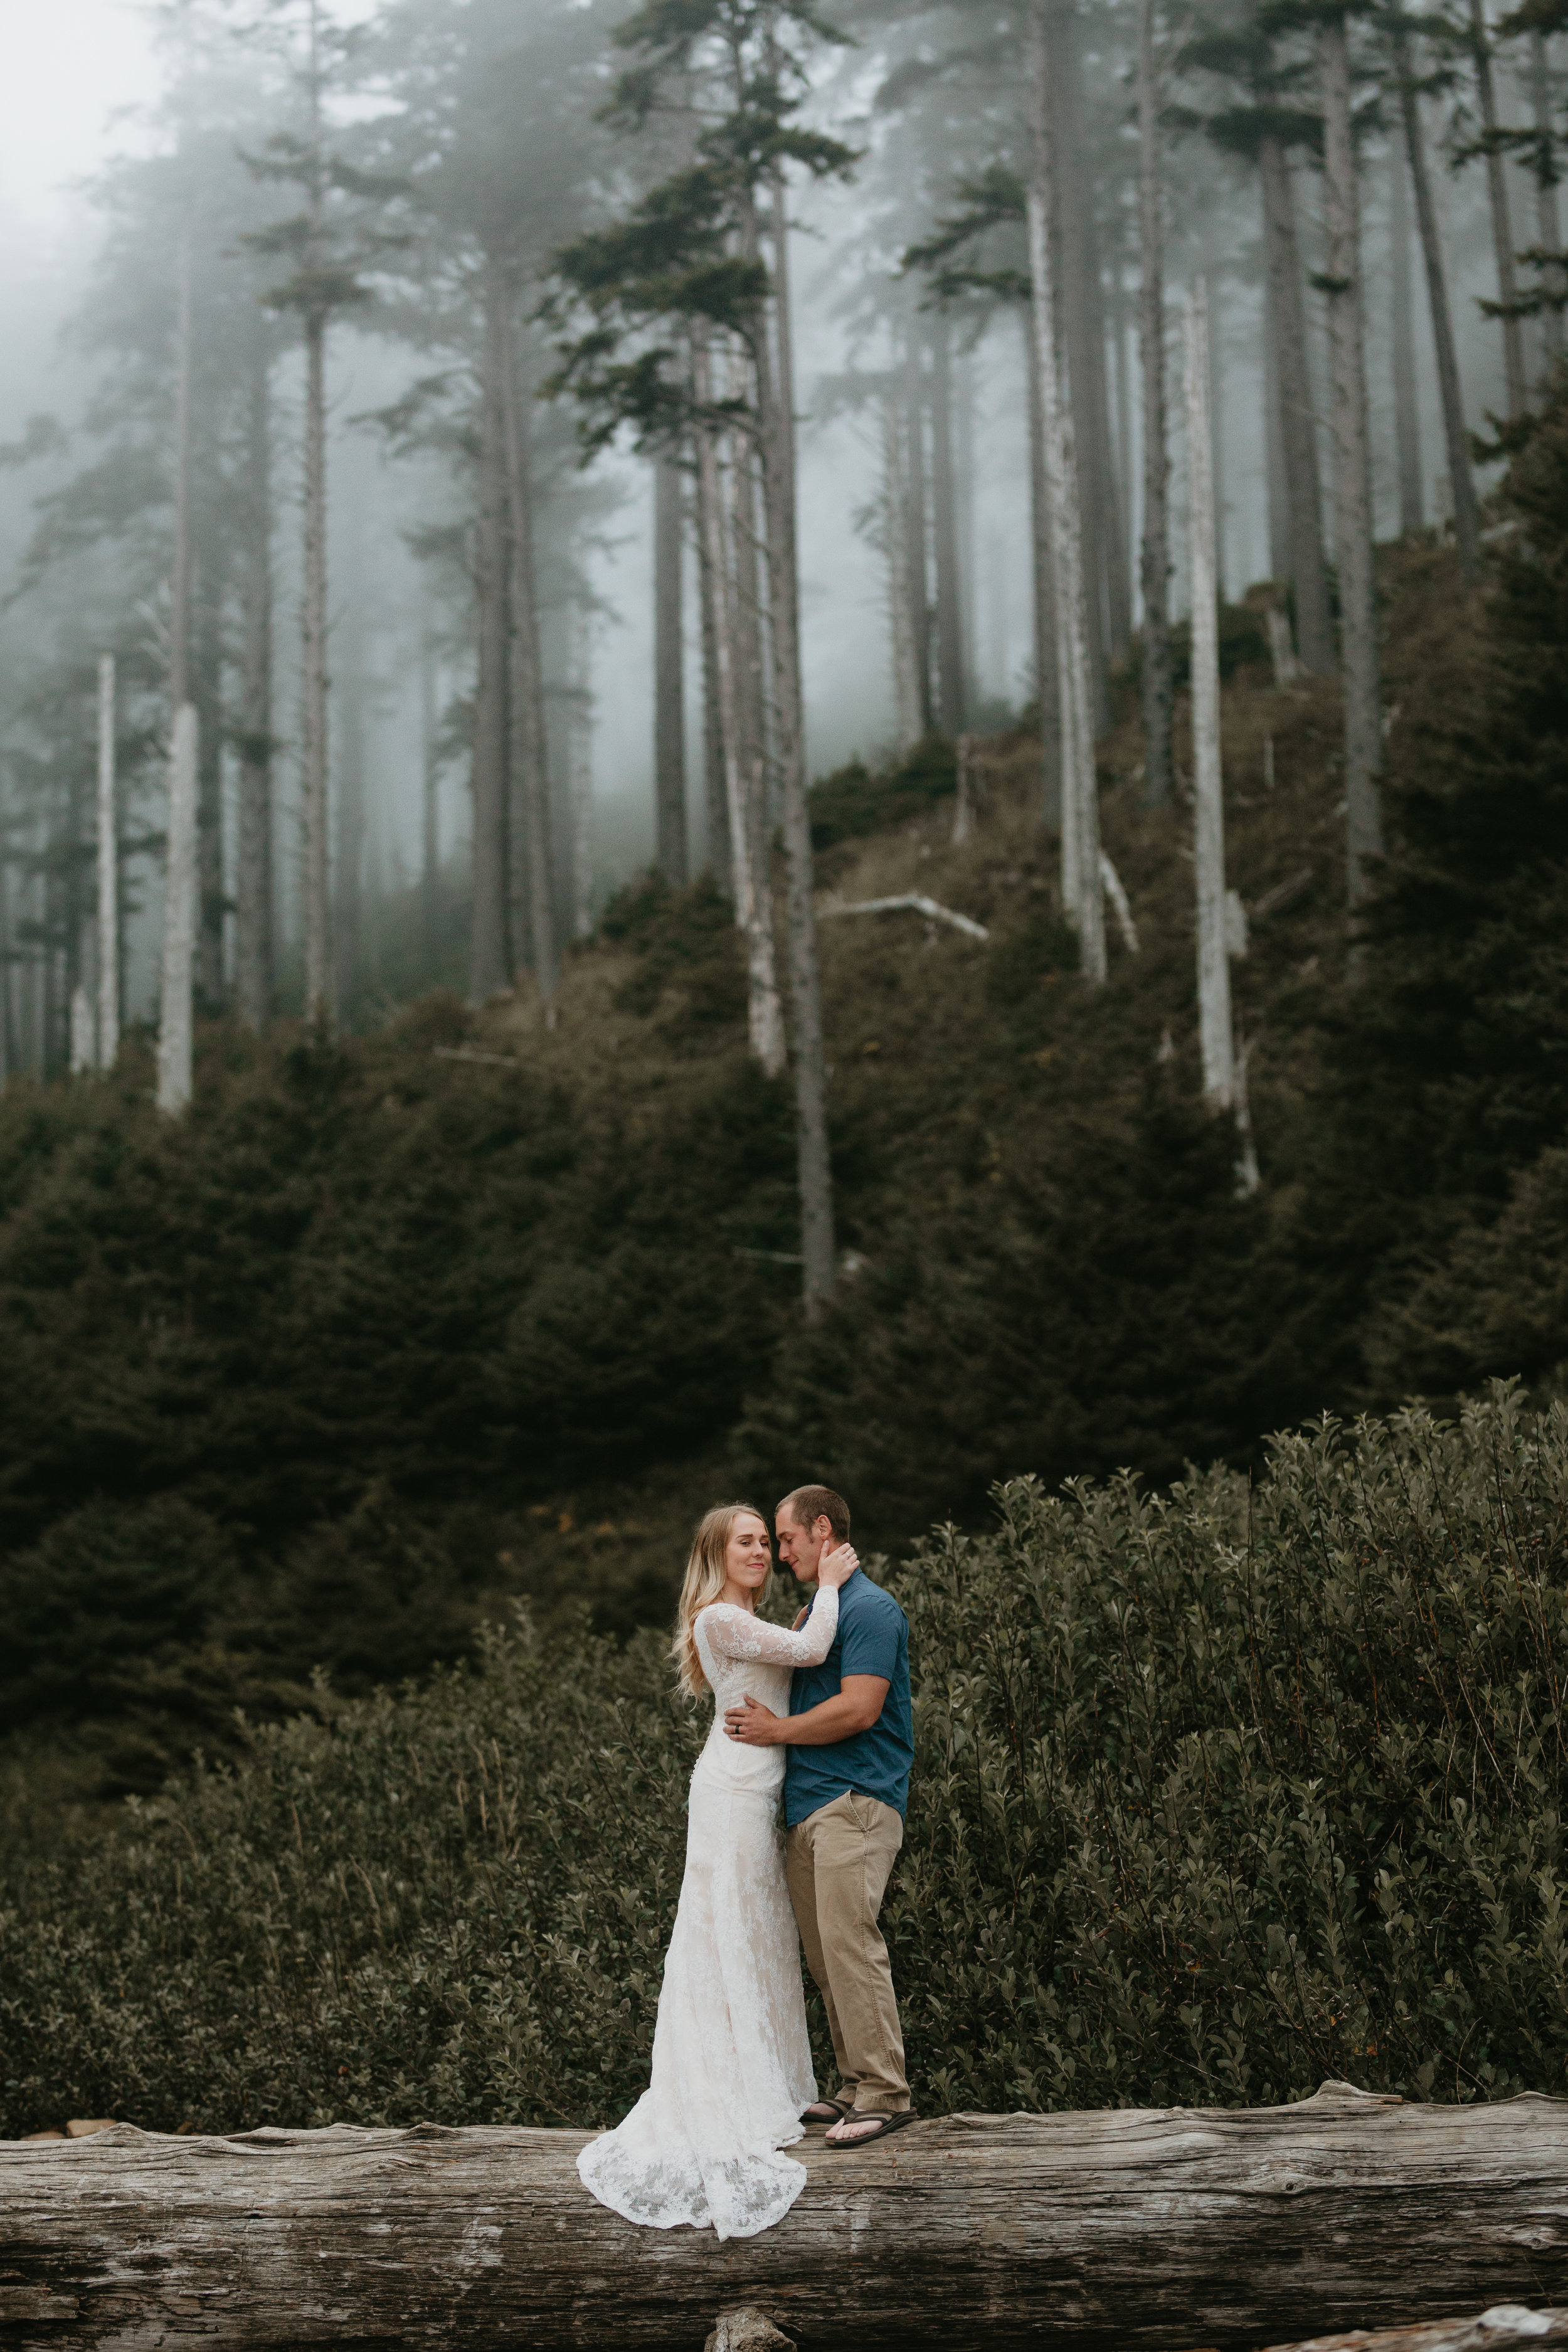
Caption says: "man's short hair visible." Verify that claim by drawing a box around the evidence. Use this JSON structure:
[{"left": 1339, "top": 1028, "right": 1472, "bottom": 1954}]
[{"left": 777, "top": 1484, "right": 850, "bottom": 1544}]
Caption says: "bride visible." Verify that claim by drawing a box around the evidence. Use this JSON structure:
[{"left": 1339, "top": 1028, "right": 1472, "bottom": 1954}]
[{"left": 576, "top": 1500, "right": 857, "bottom": 2240}]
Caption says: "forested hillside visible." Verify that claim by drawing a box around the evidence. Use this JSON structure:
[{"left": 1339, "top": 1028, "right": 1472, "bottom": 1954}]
[{"left": 6, "top": 379, "right": 1568, "bottom": 1844}]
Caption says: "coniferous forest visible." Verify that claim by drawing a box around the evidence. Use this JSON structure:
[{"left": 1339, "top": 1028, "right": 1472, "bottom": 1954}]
[{"left": 7, "top": 0, "right": 1568, "bottom": 2134}]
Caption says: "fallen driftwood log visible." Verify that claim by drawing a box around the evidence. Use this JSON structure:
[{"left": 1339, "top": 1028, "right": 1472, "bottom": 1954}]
[
  {"left": 3, "top": 2082, "right": 1567, "bottom": 2350},
  {"left": 1266, "top": 2307, "right": 1568, "bottom": 2352}
]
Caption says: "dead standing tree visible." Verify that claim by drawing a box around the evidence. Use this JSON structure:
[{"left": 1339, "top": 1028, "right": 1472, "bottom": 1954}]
[
  {"left": 1027, "top": 0, "right": 1106, "bottom": 980},
  {"left": 243, "top": 0, "right": 406, "bottom": 1025},
  {"left": 548, "top": 0, "right": 853, "bottom": 1308},
  {"left": 1320, "top": 4, "right": 1385, "bottom": 907}
]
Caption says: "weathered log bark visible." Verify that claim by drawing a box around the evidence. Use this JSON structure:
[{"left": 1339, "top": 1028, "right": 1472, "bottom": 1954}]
[
  {"left": 1268, "top": 2313, "right": 1568, "bottom": 2352},
  {"left": 7, "top": 2085, "right": 1568, "bottom": 2350}
]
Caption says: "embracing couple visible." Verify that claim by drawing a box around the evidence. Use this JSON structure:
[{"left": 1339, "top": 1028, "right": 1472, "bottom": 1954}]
[{"left": 577, "top": 1484, "right": 915, "bottom": 2242}]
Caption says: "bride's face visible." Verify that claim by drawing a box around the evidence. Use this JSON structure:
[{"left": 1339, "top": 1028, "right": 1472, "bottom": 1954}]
[{"left": 724, "top": 1512, "right": 773, "bottom": 1594}]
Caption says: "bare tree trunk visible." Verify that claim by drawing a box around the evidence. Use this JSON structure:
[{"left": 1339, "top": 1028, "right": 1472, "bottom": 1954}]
[
  {"left": 654, "top": 450, "right": 688, "bottom": 887},
  {"left": 171, "top": 222, "right": 193, "bottom": 720},
  {"left": 693, "top": 337, "right": 784, "bottom": 1077},
  {"left": 1394, "top": 26, "right": 1480, "bottom": 576},
  {"left": 420, "top": 629, "right": 440, "bottom": 968},
  {"left": 929, "top": 309, "right": 968, "bottom": 735},
  {"left": 1530, "top": 29, "right": 1563, "bottom": 371},
  {"left": 1187, "top": 287, "right": 1241, "bottom": 1140},
  {"left": 96, "top": 655, "right": 118, "bottom": 1069},
  {"left": 300, "top": 308, "right": 332, "bottom": 1023},
  {"left": 882, "top": 394, "right": 923, "bottom": 755},
  {"left": 1470, "top": 0, "right": 1528, "bottom": 417},
  {"left": 235, "top": 329, "right": 273, "bottom": 1031},
  {"left": 1188, "top": 285, "right": 1258, "bottom": 1185},
  {"left": 1051, "top": 0, "right": 1112, "bottom": 712},
  {"left": 1209, "top": 272, "right": 1227, "bottom": 601},
  {"left": 0, "top": 814, "right": 10, "bottom": 1088},
  {"left": 1322, "top": 14, "right": 1385, "bottom": 909},
  {"left": 694, "top": 418, "right": 731, "bottom": 887},
  {"left": 1111, "top": 270, "right": 1134, "bottom": 617},
  {"left": 953, "top": 344, "right": 979, "bottom": 702},
  {"left": 1022, "top": 309, "right": 1064, "bottom": 830},
  {"left": 1259, "top": 132, "right": 1335, "bottom": 672},
  {"left": 334, "top": 602, "right": 364, "bottom": 1023},
  {"left": 1390, "top": 135, "right": 1425, "bottom": 534},
  {"left": 157, "top": 704, "right": 198, "bottom": 1113},
  {"left": 469, "top": 282, "right": 510, "bottom": 1004},
  {"left": 904, "top": 320, "right": 933, "bottom": 736},
  {"left": 1136, "top": 0, "right": 1173, "bottom": 809},
  {"left": 760, "top": 175, "right": 836, "bottom": 1307},
  {"left": 724, "top": 399, "right": 771, "bottom": 998},
  {"left": 1028, "top": 1, "right": 1105, "bottom": 982},
  {"left": 1263, "top": 286, "right": 1291, "bottom": 583},
  {"left": 161, "top": 216, "right": 200, "bottom": 1093},
  {"left": 569, "top": 600, "right": 593, "bottom": 940},
  {"left": 497, "top": 285, "right": 557, "bottom": 1013},
  {"left": 1054, "top": 0, "right": 1129, "bottom": 677},
  {"left": 193, "top": 529, "right": 227, "bottom": 1013}
]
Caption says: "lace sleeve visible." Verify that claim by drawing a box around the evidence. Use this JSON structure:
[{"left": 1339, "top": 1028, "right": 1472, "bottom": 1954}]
[{"left": 700, "top": 1584, "right": 840, "bottom": 1668}]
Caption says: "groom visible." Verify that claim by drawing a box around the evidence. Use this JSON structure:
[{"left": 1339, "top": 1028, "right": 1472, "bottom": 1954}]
[{"left": 724, "top": 1482, "right": 916, "bottom": 2148}]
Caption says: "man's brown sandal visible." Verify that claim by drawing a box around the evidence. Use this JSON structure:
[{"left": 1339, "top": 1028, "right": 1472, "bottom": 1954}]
[
  {"left": 800, "top": 2097, "right": 853, "bottom": 2125},
  {"left": 825, "top": 2109, "right": 919, "bottom": 2148}
]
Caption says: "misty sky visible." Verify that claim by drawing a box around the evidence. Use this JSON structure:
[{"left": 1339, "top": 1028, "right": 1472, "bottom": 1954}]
[{"left": 1, "top": 2, "right": 162, "bottom": 241}]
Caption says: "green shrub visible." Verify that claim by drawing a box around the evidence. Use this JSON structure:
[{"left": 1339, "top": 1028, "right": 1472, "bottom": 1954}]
[
  {"left": 4, "top": 1386, "right": 1566, "bottom": 2134},
  {"left": 808, "top": 736, "right": 956, "bottom": 849}
]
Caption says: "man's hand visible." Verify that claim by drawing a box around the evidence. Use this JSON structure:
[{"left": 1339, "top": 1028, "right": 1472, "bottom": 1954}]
[{"left": 724, "top": 1694, "right": 783, "bottom": 1745}]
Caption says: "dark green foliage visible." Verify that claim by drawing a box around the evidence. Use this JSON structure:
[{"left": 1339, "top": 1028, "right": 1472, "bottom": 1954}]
[
  {"left": 597, "top": 867, "right": 747, "bottom": 1032},
  {"left": 4, "top": 1391, "right": 1563, "bottom": 2134},
  {"left": 1121, "top": 598, "right": 1273, "bottom": 695},
  {"left": 0, "top": 1499, "right": 237, "bottom": 1735},
  {"left": 738, "top": 1086, "right": 1310, "bottom": 1534},
  {"left": 808, "top": 734, "right": 956, "bottom": 849},
  {"left": 0, "top": 980, "right": 788, "bottom": 1805},
  {"left": 1333, "top": 396, "right": 1568, "bottom": 1234}
]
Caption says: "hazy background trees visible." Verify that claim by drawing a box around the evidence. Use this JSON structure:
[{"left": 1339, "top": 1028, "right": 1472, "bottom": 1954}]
[{"left": 3, "top": 0, "right": 1557, "bottom": 1086}]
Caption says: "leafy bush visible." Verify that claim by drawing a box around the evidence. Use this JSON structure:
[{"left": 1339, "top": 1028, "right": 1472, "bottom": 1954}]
[
  {"left": 808, "top": 734, "right": 956, "bottom": 849},
  {"left": 4, "top": 1385, "right": 1565, "bottom": 2134}
]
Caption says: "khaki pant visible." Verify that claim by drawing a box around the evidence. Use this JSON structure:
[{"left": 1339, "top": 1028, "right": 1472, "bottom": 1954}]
[{"left": 785, "top": 1790, "right": 909, "bottom": 2115}]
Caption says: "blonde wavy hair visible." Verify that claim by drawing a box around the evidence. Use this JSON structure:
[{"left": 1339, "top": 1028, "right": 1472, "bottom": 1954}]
[{"left": 671, "top": 1501, "right": 770, "bottom": 1700}]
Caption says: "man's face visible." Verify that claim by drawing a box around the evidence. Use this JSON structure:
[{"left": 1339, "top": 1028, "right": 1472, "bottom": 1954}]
[{"left": 775, "top": 1507, "right": 831, "bottom": 1584}]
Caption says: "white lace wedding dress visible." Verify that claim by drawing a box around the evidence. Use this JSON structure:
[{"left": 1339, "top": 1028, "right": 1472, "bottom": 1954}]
[{"left": 576, "top": 1584, "right": 840, "bottom": 2240}]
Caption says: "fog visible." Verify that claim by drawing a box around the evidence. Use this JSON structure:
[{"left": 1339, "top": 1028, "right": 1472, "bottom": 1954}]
[{"left": 0, "top": 0, "right": 1539, "bottom": 1049}]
